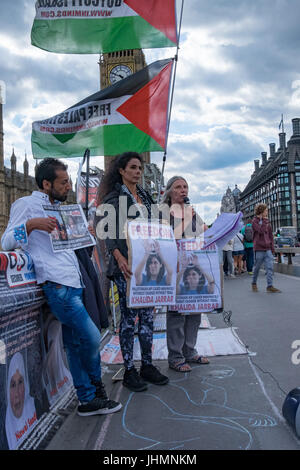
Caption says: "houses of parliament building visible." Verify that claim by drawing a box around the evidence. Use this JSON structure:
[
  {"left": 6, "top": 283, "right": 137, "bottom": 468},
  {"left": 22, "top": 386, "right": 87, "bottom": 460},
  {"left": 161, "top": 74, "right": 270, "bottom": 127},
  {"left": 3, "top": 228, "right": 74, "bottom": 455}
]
[{"left": 0, "top": 101, "right": 37, "bottom": 239}]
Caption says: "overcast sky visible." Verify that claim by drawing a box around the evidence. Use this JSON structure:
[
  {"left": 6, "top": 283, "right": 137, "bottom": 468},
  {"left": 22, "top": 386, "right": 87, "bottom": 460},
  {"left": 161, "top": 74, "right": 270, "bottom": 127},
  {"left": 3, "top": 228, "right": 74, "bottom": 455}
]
[{"left": 1, "top": 0, "right": 300, "bottom": 223}]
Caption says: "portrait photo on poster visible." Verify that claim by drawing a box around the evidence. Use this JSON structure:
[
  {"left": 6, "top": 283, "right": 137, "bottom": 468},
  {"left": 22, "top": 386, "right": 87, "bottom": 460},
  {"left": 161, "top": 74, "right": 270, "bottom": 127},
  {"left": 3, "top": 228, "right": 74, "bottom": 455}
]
[
  {"left": 127, "top": 220, "right": 177, "bottom": 308},
  {"left": 42, "top": 315, "right": 73, "bottom": 406},
  {"left": 43, "top": 203, "right": 95, "bottom": 252},
  {"left": 175, "top": 239, "right": 222, "bottom": 314},
  {"left": 5, "top": 352, "right": 37, "bottom": 450}
]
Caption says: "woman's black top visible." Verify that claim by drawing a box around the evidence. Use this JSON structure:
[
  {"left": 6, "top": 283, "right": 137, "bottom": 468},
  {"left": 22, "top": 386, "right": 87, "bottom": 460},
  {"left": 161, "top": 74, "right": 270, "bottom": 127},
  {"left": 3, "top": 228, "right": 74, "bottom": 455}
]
[{"left": 99, "top": 183, "right": 154, "bottom": 279}]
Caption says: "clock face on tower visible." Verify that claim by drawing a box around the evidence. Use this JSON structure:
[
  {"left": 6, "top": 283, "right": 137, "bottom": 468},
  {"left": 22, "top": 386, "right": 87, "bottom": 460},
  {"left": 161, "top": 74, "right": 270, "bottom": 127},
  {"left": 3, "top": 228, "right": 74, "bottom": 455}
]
[{"left": 109, "top": 64, "right": 133, "bottom": 84}]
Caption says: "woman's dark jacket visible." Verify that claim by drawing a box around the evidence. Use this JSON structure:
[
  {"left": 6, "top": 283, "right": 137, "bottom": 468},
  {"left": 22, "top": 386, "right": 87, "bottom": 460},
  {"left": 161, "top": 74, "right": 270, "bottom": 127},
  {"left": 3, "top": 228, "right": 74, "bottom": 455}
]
[
  {"left": 100, "top": 183, "right": 154, "bottom": 280},
  {"left": 75, "top": 247, "right": 109, "bottom": 330}
]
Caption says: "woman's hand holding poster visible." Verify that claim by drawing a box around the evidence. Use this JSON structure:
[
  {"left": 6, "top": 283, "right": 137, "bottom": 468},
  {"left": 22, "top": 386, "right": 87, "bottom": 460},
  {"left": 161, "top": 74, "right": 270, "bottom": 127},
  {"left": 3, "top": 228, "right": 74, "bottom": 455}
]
[
  {"left": 175, "top": 239, "right": 222, "bottom": 313},
  {"left": 127, "top": 220, "right": 177, "bottom": 308},
  {"left": 127, "top": 222, "right": 222, "bottom": 313}
]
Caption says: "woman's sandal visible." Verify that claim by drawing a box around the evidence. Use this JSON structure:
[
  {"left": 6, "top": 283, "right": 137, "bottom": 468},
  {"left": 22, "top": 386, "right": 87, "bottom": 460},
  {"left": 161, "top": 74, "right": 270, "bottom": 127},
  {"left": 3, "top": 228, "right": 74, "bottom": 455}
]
[
  {"left": 187, "top": 355, "right": 210, "bottom": 364},
  {"left": 169, "top": 361, "right": 192, "bottom": 372}
]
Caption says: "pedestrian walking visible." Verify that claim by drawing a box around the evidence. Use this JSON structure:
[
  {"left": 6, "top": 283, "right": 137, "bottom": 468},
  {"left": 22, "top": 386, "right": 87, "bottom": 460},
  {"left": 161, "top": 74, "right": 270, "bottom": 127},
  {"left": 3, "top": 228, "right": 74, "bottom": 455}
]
[
  {"left": 251, "top": 203, "right": 281, "bottom": 293},
  {"left": 241, "top": 219, "right": 254, "bottom": 274},
  {"left": 232, "top": 232, "right": 245, "bottom": 274},
  {"left": 223, "top": 239, "right": 235, "bottom": 277}
]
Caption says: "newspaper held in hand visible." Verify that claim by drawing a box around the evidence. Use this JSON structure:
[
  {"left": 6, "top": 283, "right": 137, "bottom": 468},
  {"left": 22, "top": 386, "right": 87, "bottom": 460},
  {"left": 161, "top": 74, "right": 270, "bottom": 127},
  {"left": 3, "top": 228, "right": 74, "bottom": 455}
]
[{"left": 43, "top": 204, "right": 96, "bottom": 252}]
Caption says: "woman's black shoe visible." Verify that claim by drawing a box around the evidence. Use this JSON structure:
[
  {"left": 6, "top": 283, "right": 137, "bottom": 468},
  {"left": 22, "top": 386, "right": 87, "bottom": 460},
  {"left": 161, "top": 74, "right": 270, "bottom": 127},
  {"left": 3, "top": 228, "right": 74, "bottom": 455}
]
[
  {"left": 140, "top": 364, "right": 169, "bottom": 385},
  {"left": 123, "top": 367, "right": 148, "bottom": 392}
]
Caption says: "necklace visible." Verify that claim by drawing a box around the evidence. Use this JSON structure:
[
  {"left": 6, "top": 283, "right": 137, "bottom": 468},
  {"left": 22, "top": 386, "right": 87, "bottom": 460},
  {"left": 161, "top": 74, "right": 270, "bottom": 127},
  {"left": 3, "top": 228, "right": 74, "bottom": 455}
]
[{"left": 133, "top": 193, "right": 142, "bottom": 203}]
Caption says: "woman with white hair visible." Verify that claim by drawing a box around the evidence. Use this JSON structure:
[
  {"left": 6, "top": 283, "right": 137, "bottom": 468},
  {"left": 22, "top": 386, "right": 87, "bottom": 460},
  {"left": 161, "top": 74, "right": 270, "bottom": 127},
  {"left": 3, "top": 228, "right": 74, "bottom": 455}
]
[{"left": 161, "top": 176, "right": 210, "bottom": 372}]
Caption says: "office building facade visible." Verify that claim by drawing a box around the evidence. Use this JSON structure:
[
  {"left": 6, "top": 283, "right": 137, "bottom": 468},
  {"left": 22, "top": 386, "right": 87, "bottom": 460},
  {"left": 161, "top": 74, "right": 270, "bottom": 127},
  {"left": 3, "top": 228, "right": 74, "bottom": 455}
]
[{"left": 239, "top": 118, "right": 300, "bottom": 233}]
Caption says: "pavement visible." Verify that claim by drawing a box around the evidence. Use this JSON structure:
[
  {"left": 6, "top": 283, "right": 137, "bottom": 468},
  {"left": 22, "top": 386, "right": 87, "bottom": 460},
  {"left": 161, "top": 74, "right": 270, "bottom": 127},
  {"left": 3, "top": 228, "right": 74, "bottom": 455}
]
[{"left": 44, "top": 267, "right": 300, "bottom": 453}]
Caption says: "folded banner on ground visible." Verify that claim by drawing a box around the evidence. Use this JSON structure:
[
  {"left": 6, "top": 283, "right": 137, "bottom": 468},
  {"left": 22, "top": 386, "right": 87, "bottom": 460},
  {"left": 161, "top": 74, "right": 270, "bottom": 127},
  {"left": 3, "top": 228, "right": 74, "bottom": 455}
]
[
  {"left": 31, "top": 0, "right": 177, "bottom": 54},
  {"left": 31, "top": 58, "right": 173, "bottom": 158}
]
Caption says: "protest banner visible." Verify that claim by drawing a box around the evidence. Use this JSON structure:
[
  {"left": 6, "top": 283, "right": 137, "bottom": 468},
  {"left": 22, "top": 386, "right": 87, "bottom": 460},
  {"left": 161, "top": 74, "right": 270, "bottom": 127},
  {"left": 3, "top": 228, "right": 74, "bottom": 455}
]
[
  {"left": 174, "top": 239, "right": 223, "bottom": 314},
  {"left": 41, "top": 311, "right": 73, "bottom": 407},
  {"left": 0, "top": 252, "right": 44, "bottom": 313},
  {"left": 0, "top": 252, "right": 48, "bottom": 450},
  {"left": 31, "top": 0, "right": 177, "bottom": 54},
  {"left": 0, "top": 251, "right": 73, "bottom": 450},
  {"left": 76, "top": 164, "right": 103, "bottom": 223},
  {"left": 127, "top": 219, "right": 177, "bottom": 308},
  {"left": 43, "top": 203, "right": 95, "bottom": 251}
]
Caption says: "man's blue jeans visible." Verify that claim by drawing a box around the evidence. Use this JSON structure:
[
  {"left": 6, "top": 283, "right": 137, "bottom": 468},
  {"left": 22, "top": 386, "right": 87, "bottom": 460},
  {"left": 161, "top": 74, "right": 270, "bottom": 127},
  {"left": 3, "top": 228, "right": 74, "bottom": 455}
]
[
  {"left": 252, "top": 250, "right": 274, "bottom": 287},
  {"left": 42, "top": 282, "right": 101, "bottom": 403}
]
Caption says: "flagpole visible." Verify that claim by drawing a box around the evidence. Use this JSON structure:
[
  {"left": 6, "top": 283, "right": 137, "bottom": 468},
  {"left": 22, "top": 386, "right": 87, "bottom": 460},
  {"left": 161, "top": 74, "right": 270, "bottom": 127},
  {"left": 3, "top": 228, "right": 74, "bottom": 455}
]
[
  {"left": 158, "top": 0, "right": 185, "bottom": 202},
  {"left": 83, "top": 148, "right": 90, "bottom": 219}
]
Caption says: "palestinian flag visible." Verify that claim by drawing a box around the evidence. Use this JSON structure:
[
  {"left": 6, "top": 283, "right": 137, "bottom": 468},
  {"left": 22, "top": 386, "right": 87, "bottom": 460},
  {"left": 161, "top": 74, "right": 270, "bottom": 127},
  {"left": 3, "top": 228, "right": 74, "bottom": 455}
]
[
  {"left": 31, "top": 58, "right": 173, "bottom": 159},
  {"left": 31, "top": 0, "right": 177, "bottom": 54}
]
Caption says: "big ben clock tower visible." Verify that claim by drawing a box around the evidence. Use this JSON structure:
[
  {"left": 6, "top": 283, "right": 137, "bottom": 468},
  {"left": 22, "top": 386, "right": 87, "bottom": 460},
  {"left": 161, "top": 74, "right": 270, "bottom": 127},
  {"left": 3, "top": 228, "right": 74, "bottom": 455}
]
[{"left": 99, "top": 49, "right": 150, "bottom": 170}]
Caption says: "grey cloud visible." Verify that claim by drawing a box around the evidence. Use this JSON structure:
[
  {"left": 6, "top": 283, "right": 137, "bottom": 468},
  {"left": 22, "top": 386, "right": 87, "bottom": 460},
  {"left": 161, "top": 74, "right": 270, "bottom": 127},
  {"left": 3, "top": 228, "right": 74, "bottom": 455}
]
[
  {"left": 1, "top": 47, "right": 98, "bottom": 116},
  {"left": 1, "top": 0, "right": 32, "bottom": 35},
  {"left": 181, "top": 0, "right": 300, "bottom": 38},
  {"left": 166, "top": 128, "right": 261, "bottom": 171},
  {"left": 222, "top": 42, "right": 300, "bottom": 87},
  {"left": 180, "top": 0, "right": 300, "bottom": 92},
  {"left": 181, "top": 0, "right": 257, "bottom": 28},
  {"left": 175, "top": 66, "right": 240, "bottom": 95}
]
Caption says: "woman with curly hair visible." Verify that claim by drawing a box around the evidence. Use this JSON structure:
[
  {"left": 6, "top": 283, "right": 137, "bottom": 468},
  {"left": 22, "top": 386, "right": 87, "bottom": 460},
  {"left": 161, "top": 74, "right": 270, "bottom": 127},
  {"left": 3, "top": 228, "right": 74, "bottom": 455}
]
[
  {"left": 251, "top": 203, "right": 280, "bottom": 293},
  {"left": 96, "top": 152, "right": 169, "bottom": 392}
]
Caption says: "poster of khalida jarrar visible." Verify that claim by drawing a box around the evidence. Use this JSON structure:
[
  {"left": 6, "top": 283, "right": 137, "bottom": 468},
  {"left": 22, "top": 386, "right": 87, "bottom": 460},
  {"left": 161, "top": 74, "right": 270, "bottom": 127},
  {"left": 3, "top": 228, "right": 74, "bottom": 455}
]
[
  {"left": 127, "top": 220, "right": 177, "bottom": 308},
  {"left": 174, "top": 238, "right": 222, "bottom": 314}
]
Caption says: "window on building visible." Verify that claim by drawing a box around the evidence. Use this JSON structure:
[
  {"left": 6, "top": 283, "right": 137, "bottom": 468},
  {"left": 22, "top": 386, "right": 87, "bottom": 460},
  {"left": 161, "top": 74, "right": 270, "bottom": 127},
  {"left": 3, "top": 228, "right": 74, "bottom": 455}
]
[
  {"left": 280, "top": 203, "right": 291, "bottom": 212},
  {"left": 279, "top": 176, "right": 289, "bottom": 184},
  {"left": 281, "top": 216, "right": 292, "bottom": 225},
  {"left": 279, "top": 191, "right": 290, "bottom": 200}
]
